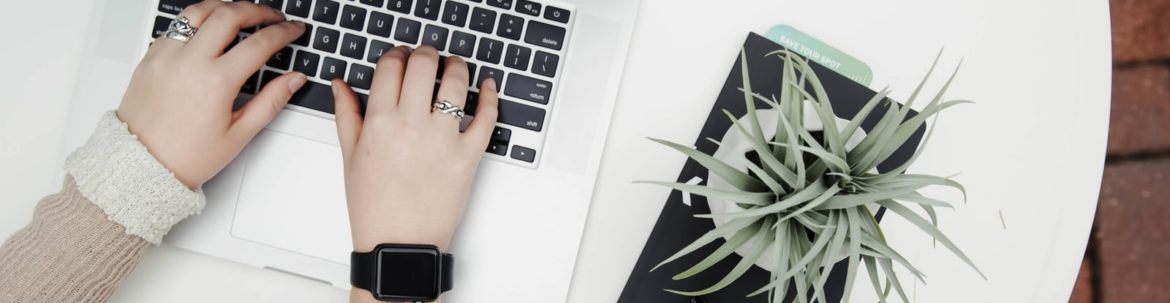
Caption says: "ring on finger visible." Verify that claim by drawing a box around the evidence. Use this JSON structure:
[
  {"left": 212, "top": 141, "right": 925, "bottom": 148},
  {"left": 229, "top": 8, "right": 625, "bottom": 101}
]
[
  {"left": 432, "top": 100, "right": 465, "bottom": 122},
  {"left": 163, "top": 16, "right": 198, "bottom": 43}
]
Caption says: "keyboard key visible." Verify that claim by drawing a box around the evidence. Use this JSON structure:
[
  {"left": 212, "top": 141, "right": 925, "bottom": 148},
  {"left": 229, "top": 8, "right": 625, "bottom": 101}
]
[
  {"left": 367, "top": 40, "right": 394, "bottom": 63},
  {"left": 491, "top": 127, "right": 511, "bottom": 142},
  {"left": 367, "top": 11, "right": 393, "bottom": 37},
  {"left": 387, "top": 0, "right": 412, "bottom": 14},
  {"left": 544, "top": 6, "right": 570, "bottom": 23},
  {"left": 321, "top": 57, "right": 348, "bottom": 80},
  {"left": 286, "top": 0, "right": 312, "bottom": 17},
  {"left": 510, "top": 145, "right": 536, "bottom": 162},
  {"left": 486, "top": 0, "right": 512, "bottom": 10},
  {"left": 532, "top": 51, "right": 558, "bottom": 77},
  {"left": 312, "top": 0, "right": 341, "bottom": 24},
  {"left": 487, "top": 142, "right": 507, "bottom": 156},
  {"left": 465, "top": 90, "right": 479, "bottom": 112},
  {"left": 466, "top": 62, "right": 477, "bottom": 87},
  {"left": 415, "top": 0, "right": 441, "bottom": 20},
  {"left": 498, "top": 100, "right": 542, "bottom": 131},
  {"left": 258, "top": 0, "right": 283, "bottom": 10},
  {"left": 524, "top": 20, "right": 565, "bottom": 51},
  {"left": 504, "top": 73, "right": 551, "bottom": 104},
  {"left": 293, "top": 50, "right": 321, "bottom": 76},
  {"left": 293, "top": 23, "right": 313, "bottom": 46},
  {"left": 421, "top": 25, "right": 449, "bottom": 51},
  {"left": 260, "top": 70, "right": 280, "bottom": 91},
  {"left": 469, "top": 7, "right": 496, "bottom": 34},
  {"left": 267, "top": 47, "right": 294, "bottom": 70},
  {"left": 497, "top": 14, "right": 523, "bottom": 40},
  {"left": 313, "top": 27, "right": 341, "bottom": 52},
  {"left": 348, "top": 63, "right": 376, "bottom": 90},
  {"left": 475, "top": 37, "right": 503, "bottom": 64},
  {"left": 340, "top": 5, "right": 367, "bottom": 31},
  {"left": 358, "top": 0, "right": 384, "bottom": 8},
  {"left": 516, "top": 0, "right": 540, "bottom": 16},
  {"left": 477, "top": 66, "right": 504, "bottom": 89},
  {"left": 441, "top": 1, "right": 469, "bottom": 27},
  {"left": 448, "top": 31, "right": 476, "bottom": 58},
  {"left": 504, "top": 44, "right": 531, "bottom": 71},
  {"left": 289, "top": 77, "right": 337, "bottom": 114},
  {"left": 340, "top": 34, "right": 368, "bottom": 59},
  {"left": 241, "top": 71, "right": 260, "bottom": 94},
  {"left": 158, "top": 0, "right": 201, "bottom": 15},
  {"left": 152, "top": 16, "right": 172, "bottom": 38},
  {"left": 394, "top": 18, "right": 422, "bottom": 44}
]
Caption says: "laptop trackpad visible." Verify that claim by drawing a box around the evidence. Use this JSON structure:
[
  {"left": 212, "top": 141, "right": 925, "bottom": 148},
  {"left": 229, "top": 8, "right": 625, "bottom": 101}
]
[{"left": 231, "top": 129, "right": 352, "bottom": 265}]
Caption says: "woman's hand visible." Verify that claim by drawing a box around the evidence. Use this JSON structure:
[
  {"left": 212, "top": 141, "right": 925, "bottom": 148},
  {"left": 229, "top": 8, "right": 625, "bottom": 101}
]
[
  {"left": 332, "top": 45, "right": 499, "bottom": 253},
  {"left": 117, "top": 0, "right": 307, "bottom": 189}
]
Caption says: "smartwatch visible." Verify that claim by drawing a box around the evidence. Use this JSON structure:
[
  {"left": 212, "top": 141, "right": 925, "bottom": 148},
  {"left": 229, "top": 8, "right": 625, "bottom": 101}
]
[{"left": 351, "top": 244, "right": 454, "bottom": 302}]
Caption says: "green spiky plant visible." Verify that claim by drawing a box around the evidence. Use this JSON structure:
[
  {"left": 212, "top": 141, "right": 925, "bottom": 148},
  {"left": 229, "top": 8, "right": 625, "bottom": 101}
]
[{"left": 640, "top": 48, "right": 985, "bottom": 303}]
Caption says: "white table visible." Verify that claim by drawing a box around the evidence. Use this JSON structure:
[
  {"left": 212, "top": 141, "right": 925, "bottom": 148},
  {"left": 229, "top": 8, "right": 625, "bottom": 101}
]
[{"left": 0, "top": 0, "right": 1110, "bottom": 302}]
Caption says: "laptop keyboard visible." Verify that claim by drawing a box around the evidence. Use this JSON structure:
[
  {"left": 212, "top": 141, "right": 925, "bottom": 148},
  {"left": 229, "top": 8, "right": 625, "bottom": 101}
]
[{"left": 150, "top": 0, "right": 575, "bottom": 168}]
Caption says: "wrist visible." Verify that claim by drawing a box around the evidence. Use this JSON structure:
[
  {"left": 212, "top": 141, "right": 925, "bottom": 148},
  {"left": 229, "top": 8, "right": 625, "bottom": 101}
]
[{"left": 352, "top": 226, "right": 453, "bottom": 252}]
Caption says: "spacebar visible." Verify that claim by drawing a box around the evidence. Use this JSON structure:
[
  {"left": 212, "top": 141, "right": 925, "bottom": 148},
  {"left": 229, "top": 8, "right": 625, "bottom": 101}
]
[{"left": 289, "top": 80, "right": 336, "bottom": 114}]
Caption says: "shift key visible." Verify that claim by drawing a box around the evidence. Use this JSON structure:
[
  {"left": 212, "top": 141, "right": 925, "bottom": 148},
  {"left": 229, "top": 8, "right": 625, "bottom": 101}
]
[
  {"left": 498, "top": 99, "right": 545, "bottom": 132},
  {"left": 505, "top": 73, "right": 552, "bottom": 105}
]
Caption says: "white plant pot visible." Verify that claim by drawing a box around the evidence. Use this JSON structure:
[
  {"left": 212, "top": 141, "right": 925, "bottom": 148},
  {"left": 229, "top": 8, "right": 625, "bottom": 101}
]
[{"left": 705, "top": 100, "right": 868, "bottom": 272}]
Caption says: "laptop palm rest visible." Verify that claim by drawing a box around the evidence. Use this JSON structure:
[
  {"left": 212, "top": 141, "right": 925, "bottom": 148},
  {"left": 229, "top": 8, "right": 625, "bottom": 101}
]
[{"left": 231, "top": 129, "right": 353, "bottom": 265}]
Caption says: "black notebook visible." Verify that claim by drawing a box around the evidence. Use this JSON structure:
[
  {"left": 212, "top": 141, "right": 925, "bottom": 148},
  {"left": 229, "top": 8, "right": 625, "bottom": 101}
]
[{"left": 617, "top": 33, "right": 926, "bottom": 303}]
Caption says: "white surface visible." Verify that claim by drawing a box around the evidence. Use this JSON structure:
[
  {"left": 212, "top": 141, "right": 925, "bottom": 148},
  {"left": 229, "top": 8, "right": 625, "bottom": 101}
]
[{"left": 0, "top": 0, "right": 1110, "bottom": 302}]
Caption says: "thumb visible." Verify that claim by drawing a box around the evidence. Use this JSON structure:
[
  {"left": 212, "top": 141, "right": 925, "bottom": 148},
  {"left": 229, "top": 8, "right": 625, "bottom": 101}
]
[
  {"left": 332, "top": 79, "right": 363, "bottom": 164},
  {"left": 231, "top": 72, "right": 307, "bottom": 141}
]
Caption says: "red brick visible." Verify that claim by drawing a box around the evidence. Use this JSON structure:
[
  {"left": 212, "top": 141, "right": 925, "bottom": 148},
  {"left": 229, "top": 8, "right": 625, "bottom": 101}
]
[
  {"left": 1108, "top": 65, "right": 1170, "bottom": 156},
  {"left": 1068, "top": 258, "right": 1094, "bottom": 303},
  {"left": 1111, "top": 0, "right": 1170, "bottom": 62},
  {"left": 1095, "top": 158, "right": 1170, "bottom": 302}
]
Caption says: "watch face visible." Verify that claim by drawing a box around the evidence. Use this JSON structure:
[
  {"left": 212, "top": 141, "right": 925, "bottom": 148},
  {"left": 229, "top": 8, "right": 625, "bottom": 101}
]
[{"left": 376, "top": 246, "right": 441, "bottom": 300}]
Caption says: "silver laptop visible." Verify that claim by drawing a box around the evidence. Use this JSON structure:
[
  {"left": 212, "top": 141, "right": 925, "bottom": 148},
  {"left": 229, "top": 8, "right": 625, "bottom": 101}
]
[{"left": 61, "top": 0, "right": 639, "bottom": 301}]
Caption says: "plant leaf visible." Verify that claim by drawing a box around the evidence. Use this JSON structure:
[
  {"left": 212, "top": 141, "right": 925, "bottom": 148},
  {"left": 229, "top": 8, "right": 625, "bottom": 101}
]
[
  {"left": 672, "top": 220, "right": 764, "bottom": 280},
  {"left": 653, "top": 216, "right": 761, "bottom": 271},
  {"left": 637, "top": 181, "right": 774, "bottom": 206},
  {"left": 665, "top": 218, "right": 776, "bottom": 297},
  {"left": 649, "top": 137, "right": 767, "bottom": 192},
  {"left": 878, "top": 201, "right": 987, "bottom": 279}
]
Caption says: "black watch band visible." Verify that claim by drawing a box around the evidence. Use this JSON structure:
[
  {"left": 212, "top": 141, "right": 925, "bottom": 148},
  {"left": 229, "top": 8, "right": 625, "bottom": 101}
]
[{"left": 351, "top": 245, "right": 454, "bottom": 300}]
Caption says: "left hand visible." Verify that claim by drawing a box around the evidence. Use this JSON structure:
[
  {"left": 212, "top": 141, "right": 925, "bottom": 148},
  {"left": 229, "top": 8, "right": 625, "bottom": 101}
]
[{"left": 117, "top": 0, "right": 307, "bottom": 189}]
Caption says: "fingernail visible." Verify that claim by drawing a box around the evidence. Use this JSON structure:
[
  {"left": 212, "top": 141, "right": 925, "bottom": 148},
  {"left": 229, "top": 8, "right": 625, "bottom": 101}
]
[
  {"left": 331, "top": 80, "right": 339, "bottom": 96},
  {"left": 484, "top": 78, "right": 497, "bottom": 91},
  {"left": 288, "top": 73, "right": 307, "bottom": 94}
]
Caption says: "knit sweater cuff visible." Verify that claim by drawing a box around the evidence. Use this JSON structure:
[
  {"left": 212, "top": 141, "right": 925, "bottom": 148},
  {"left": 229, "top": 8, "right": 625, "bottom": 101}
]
[{"left": 64, "top": 111, "right": 206, "bottom": 244}]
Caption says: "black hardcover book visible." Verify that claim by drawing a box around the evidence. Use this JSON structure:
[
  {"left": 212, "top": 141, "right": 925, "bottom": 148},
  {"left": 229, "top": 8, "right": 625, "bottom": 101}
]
[{"left": 617, "top": 33, "right": 927, "bottom": 303}]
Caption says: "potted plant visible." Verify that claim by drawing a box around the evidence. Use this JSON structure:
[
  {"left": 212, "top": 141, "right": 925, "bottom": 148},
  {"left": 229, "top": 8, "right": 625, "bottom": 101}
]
[{"left": 640, "top": 48, "right": 984, "bottom": 303}]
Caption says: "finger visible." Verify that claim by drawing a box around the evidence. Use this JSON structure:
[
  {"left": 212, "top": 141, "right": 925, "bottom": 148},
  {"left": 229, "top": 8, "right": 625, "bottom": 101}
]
[
  {"left": 433, "top": 56, "right": 470, "bottom": 130},
  {"left": 397, "top": 45, "right": 441, "bottom": 115},
  {"left": 230, "top": 72, "right": 308, "bottom": 142},
  {"left": 462, "top": 78, "right": 499, "bottom": 150},
  {"left": 220, "top": 20, "right": 305, "bottom": 80},
  {"left": 332, "top": 79, "right": 364, "bottom": 163},
  {"left": 152, "top": 0, "right": 225, "bottom": 50},
  {"left": 177, "top": 0, "right": 226, "bottom": 28},
  {"left": 367, "top": 46, "right": 411, "bottom": 117},
  {"left": 187, "top": 2, "right": 286, "bottom": 57}
]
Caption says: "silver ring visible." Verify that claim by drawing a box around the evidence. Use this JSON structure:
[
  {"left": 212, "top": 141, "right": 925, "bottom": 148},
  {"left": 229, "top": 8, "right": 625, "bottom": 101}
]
[
  {"left": 163, "top": 16, "right": 198, "bottom": 43},
  {"left": 432, "top": 100, "right": 465, "bottom": 122}
]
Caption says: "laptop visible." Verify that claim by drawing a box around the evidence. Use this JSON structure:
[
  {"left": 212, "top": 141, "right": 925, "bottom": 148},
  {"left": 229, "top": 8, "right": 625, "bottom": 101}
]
[{"left": 60, "top": 0, "right": 640, "bottom": 301}]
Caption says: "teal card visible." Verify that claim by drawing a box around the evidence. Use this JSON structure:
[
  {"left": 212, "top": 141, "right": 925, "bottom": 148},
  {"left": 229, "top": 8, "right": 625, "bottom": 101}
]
[{"left": 765, "top": 25, "right": 873, "bottom": 85}]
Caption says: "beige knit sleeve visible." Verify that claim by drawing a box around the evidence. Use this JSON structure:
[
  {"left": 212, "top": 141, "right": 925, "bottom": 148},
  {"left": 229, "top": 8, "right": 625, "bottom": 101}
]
[
  {"left": 0, "top": 176, "right": 148, "bottom": 303},
  {"left": 0, "top": 111, "right": 208, "bottom": 302}
]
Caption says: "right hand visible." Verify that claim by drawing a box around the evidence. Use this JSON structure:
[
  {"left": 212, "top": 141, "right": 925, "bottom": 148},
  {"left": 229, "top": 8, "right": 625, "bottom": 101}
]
[{"left": 332, "top": 45, "right": 499, "bottom": 255}]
